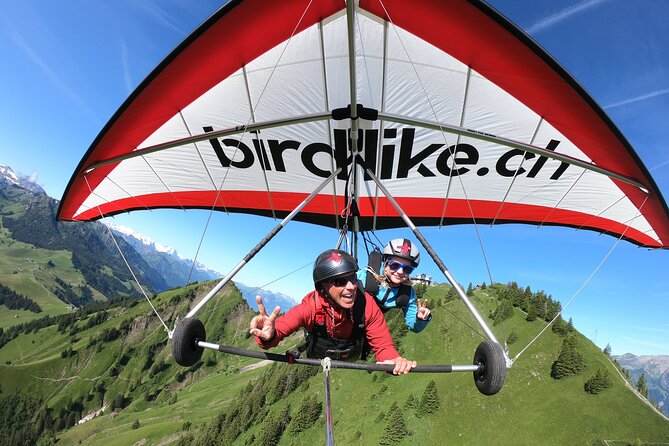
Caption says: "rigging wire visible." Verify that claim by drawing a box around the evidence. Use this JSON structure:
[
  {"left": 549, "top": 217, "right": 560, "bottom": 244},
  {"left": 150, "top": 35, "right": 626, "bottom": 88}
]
[
  {"left": 151, "top": 0, "right": 319, "bottom": 312},
  {"left": 322, "top": 357, "right": 335, "bottom": 446},
  {"left": 195, "top": 260, "right": 314, "bottom": 320},
  {"left": 83, "top": 175, "right": 170, "bottom": 333},
  {"left": 420, "top": 287, "right": 486, "bottom": 340},
  {"left": 376, "top": 0, "right": 495, "bottom": 287},
  {"left": 512, "top": 195, "right": 650, "bottom": 362},
  {"left": 491, "top": 117, "right": 543, "bottom": 226}
]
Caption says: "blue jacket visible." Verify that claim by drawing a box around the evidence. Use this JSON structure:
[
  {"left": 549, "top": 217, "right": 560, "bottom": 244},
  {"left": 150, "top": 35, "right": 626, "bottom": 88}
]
[{"left": 356, "top": 270, "right": 431, "bottom": 333}]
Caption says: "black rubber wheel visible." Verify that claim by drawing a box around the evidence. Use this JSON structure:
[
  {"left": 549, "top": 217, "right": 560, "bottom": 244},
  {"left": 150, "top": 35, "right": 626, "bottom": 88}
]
[
  {"left": 172, "top": 317, "right": 206, "bottom": 367},
  {"left": 472, "top": 340, "right": 506, "bottom": 395}
]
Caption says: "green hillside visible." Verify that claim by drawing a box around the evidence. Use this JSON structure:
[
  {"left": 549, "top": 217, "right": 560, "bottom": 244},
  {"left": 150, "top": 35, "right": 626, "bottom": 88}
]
[
  {"left": 1, "top": 282, "right": 667, "bottom": 445},
  {"left": 0, "top": 182, "right": 170, "bottom": 328},
  {"left": 0, "top": 225, "right": 94, "bottom": 324}
]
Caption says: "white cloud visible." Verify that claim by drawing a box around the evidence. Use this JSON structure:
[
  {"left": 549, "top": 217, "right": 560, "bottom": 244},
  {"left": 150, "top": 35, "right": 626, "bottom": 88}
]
[
  {"left": 0, "top": 11, "right": 100, "bottom": 125},
  {"left": 604, "top": 88, "right": 669, "bottom": 110},
  {"left": 649, "top": 158, "right": 669, "bottom": 171},
  {"left": 620, "top": 336, "right": 669, "bottom": 350},
  {"left": 525, "top": 0, "right": 607, "bottom": 35},
  {"left": 121, "top": 39, "right": 133, "bottom": 94},
  {"left": 135, "top": 1, "right": 187, "bottom": 36}
]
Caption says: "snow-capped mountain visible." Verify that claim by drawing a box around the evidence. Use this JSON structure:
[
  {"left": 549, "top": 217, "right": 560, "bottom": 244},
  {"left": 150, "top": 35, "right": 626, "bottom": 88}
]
[
  {"left": 106, "top": 223, "right": 221, "bottom": 289},
  {"left": 234, "top": 281, "right": 298, "bottom": 312},
  {"left": 0, "top": 163, "right": 46, "bottom": 195},
  {"left": 107, "top": 223, "right": 298, "bottom": 310}
]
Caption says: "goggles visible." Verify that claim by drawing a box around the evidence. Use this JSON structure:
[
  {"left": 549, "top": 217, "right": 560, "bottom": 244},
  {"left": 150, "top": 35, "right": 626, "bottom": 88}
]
[
  {"left": 385, "top": 260, "right": 415, "bottom": 275},
  {"left": 330, "top": 273, "right": 357, "bottom": 287}
]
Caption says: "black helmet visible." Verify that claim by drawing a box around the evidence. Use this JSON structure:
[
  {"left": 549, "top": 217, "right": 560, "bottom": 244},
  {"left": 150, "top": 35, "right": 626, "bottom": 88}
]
[
  {"left": 383, "top": 238, "right": 420, "bottom": 267},
  {"left": 313, "top": 249, "right": 358, "bottom": 285}
]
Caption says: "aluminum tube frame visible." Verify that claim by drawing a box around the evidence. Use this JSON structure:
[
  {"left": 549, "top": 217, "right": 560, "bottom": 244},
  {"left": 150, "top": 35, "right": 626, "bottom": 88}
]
[
  {"left": 362, "top": 164, "right": 513, "bottom": 368},
  {"left": 377, "top": 111, "right": 649, "bottom": 193},
  {"left": 324, "top": 361, "right": 335, "bottom": 446},
  {"left": 85, "top": 111, "right": 332, "bottom": 172},
  {"left": 346, "top": 0, "right": 361, "bottom": 257},
  {"left": 181, "top": 168, "right": 342, "bottom": 320},
  {"left": 196, "top": 341, "right": 480, "bottom": 373}
]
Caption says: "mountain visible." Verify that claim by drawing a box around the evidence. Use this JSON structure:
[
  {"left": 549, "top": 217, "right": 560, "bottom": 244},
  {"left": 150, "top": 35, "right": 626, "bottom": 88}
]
[
  {"left": 234, "top": 281, "right": 298, "bottom": 312},
  {"left": 1, "top": 282, "right": 667, "bottom": 445},
  {"left": 107, "top": 223, "right": 221, "bottom": 289},
  {"left": 0, "top": 163, "right": 46, "bottom": 196},
  {"left": 0, "top": 172, "right": 169, "bottom": 316},
  {"left": 1, "top": 162, "right": 291, "bottom": 325},
  {"left": 613, "top": 353, "right": 669, "bottom": 416},
  {"left": 107, "top": 223, "right": 299, "bottom": 310}
]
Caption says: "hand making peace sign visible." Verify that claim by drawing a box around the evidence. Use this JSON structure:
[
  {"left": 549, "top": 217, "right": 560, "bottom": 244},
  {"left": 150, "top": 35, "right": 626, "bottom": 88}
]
[
  {"left": 416, "top": 298, "right": 431, "bottom": 320},
  {"left": 249, "top": 295, "right": 281, "bottom": 340}
]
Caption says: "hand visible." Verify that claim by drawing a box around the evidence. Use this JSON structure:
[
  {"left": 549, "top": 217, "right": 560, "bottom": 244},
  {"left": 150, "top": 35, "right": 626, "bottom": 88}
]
[
  {"left": 249, "top": 296, "right": 280, "bottom": 341},
  {"left": 378, "top": 356, "right": 417, "bottom": 375},
  {"left": 416, "top": 298, "right": 431, "bottom": 320}
]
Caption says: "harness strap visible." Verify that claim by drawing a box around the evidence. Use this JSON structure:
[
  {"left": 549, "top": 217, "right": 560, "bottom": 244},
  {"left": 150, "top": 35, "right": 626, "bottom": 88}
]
[
  {"left": 304, "top": 290, "right": 367, "bottom": 360},
  {"left": 376, "top": 283, "right": 412, "bottom": 314},
  {"left": 364, "top": 248, "right": 383, "bottom": 296}
]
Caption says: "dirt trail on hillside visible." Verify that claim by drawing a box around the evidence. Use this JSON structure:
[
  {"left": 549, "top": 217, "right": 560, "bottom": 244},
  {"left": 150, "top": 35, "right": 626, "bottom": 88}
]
[
  {"left": 607, "top": 356, "right": 668, "bottom": 421},
  {"left": 239, "top": 359, "right": 273, "bottom": 373}
]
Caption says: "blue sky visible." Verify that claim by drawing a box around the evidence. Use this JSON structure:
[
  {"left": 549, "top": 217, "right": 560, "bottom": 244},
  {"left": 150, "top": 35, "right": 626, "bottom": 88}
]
[{"left": 1, "top": 1, "right": 668, "bottom": 356}]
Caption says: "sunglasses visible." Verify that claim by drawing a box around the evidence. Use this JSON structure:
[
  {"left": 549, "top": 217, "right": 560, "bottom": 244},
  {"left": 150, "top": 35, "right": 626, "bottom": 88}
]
[
  {"left": 330, "top": 273, "right": 358, "bottom": 287},
  {"left": 385, "top": 260, "right": 414, "bottom": 275}
]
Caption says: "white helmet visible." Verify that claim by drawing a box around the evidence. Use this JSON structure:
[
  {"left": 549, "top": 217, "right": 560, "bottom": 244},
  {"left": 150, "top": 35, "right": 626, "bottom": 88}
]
[{"left": 383, "top": 238, "right": 420, "bottom": 267}]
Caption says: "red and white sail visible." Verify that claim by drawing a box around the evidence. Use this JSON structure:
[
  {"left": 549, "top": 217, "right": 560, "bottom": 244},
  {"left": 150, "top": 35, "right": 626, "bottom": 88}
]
[{"left": 57, "top": 0, "right": 669, "bottom": 249}]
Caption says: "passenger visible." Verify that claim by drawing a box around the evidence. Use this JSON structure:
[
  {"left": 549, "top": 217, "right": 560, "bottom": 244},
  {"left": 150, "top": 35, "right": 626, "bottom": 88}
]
[
  {"left": 358, "top": 238, "right": 432, "bottom": 333},
  {"left": 250, "top": 249, "right": 416, "bottom": 375}
]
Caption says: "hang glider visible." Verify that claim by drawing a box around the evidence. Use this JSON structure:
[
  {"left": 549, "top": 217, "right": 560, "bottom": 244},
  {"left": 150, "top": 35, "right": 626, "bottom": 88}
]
[
  {"left": 57, "top": 0, "right": 669, "bottom": 419},
  {"left": 56, "top": 0, "right": 669, "bottom": 249}
]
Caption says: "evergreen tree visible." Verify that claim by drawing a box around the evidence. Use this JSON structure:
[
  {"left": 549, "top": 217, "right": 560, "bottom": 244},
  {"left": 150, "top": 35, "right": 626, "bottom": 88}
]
[
  {"left": 525, "top": 301, "right": 538, "bottom": 321},
  {"left": 493, "top": 299, "right": 514, "bottom": 325},
  {"left": 466, "top": 282, "right": 474, "bottom": 296},
  {"left": 636, "top": 373, "right": 649, "bottom": 398},
  {"left": 546, "top": 300, "right": 561, "bottom": 321},
  {"left": 132, "top": 419, "right": 140, "bottom": 430},
  {"left": 444, "top": 286, "right": 458, "bottom": 302},
  {"left": 584, "top": 369, "right": 613, "bottom": 394},
  {"left": 551, "top": 335, "right": 585, "bottom": 379},
  {"left": 258, "top": 406, "right": 290, "bottom": 446},
  {"left": 404, "top": 394, "right": 417, "bottom": 410},
  {"left": 288, "top": 395, "right": 322, "bottom": 434},
  {"left": 379, "top": 402, "right": 410, "bottom": 445},
  {"left": 414, "top": 282, "right": 428, "bottom": 299},
  {"left": 506, "top": 328, "right": 519, "bottom": 345},
  {"left": 551, "top": 315, "right": 570, "bottom": 336},
  {"left": 603, "top": 344, "right": 612, "bottom": 356},
  {"left": 417, "top": 380, "right": 441, "bottom": 416}
]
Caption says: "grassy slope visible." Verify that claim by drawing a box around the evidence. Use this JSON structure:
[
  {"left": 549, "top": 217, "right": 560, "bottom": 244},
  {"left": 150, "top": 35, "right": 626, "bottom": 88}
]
[
  {"left": 0, "top": 225, "right": 105, "bottom": 328},
  {"left": 1, "top": 283, "right": 667, "bottom": 445},
  {"left": 254, "top": 287, "right": 669, "bottom": 446}
]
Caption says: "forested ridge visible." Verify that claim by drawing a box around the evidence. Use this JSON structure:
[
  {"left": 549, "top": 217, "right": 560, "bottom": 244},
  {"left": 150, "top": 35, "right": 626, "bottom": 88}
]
[
  {"left": 1, "top": 280, "right": 667, "bottom": 445},
  {"left": 0, "top": 181, "right": 168, "bottom": 314},
  {"left": 0, "top": 283, "right": 41, "bottom": 313}
]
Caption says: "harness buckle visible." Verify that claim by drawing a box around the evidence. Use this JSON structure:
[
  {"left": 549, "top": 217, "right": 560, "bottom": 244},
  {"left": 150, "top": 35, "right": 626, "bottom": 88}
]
[{"left": 325, "top": 349, "right": 351, "bottom": 360}]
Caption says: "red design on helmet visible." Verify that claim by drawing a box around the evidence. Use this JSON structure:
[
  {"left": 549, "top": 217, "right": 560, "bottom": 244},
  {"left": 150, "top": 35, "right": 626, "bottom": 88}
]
[
  {"left": 383, "top": 238, "right": 420, "bottom": 267},
  {"left": 327, "top": 251, "right": 342, "bottom": 264},
  {"left": 313, "top": 249, "right": 358, "bottom": 285}
]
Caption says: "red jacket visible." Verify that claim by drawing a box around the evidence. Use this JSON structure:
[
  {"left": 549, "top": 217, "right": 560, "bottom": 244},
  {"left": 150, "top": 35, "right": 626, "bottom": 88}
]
[{"left": 255, "top": 290, "right": 400, "bottom": 362}]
